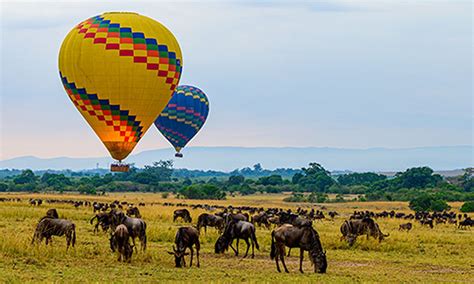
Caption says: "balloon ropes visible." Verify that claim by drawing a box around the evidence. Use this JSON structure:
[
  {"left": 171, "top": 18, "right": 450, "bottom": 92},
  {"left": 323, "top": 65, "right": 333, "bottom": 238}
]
[
  {"left": 58, "top": 12, "right": 182, "bottom": 171},
  {"left": 154, "top": 85, "right": 209, "bottom": 158}
]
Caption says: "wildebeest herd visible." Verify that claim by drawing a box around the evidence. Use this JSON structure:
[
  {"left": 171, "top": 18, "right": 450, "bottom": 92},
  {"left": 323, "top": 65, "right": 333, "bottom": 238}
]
[{"left": 18, "top": 197, "right": 473, "bottom": 274}]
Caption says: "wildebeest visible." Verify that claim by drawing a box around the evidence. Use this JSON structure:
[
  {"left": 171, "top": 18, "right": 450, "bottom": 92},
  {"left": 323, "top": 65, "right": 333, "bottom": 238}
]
[
  {"left": 197, "top": 213, "right": 225, "bottom": 233},
  {"left": 458, "top": 218, "right": 473, "bottom": 229},
  {"left": 168, "top": 226, "right": 200, "bottom": 268},
  {"left": 420, "top": 218, "right": 434, "bottom": 229},
  {"left": 270, "top": 224, "right": 327, "bottom": 273},
  {"left": 43, "top": 208, "right": 59, "bottom": 220},
  {"left": 126, "top": 206, "right": 141, "bottom": 218},
  {"left": 251, "top": 212, "right": 270, "bottom": 229},
  {"left": 110, "top": 224, "right": 133, "bottom": 262},
  {"left": 340, "top": 218, "right": 389, "bottom": 246},
  {"left": 173, "top": 209, "right": 192, "bottom": 223},
  {"left": 111, "top": 211, "right": 147, "bottom": 251},
  {"left": 31, "top": 217, "right": 76, "bottom": 250},
  {"left": 215, "top": 220, "right": 259, "bottom": 258},
  {"left": 90, "top": 212, "right": 113, "bottom": 233},
  {"left": 399, "top": 222, "right": 413, "bottom": 232}
]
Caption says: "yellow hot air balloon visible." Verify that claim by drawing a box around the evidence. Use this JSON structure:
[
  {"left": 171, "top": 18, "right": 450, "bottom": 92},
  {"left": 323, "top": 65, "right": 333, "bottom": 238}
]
[{"left": 59, "top": 12, "right": 182, "bottom": 170}]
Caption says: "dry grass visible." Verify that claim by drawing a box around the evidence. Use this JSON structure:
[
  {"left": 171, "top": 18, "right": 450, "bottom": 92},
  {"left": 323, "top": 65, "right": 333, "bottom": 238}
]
[{"left": 0, "top": 192, "right": 472, "bottom": 283}]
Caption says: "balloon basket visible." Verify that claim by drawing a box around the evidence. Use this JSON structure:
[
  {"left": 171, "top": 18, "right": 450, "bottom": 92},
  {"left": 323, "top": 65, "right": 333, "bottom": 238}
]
[
  {"left": 111, "top": 163, "right": 130, "bottom": 172},
  {"left": 175, "top": 153, "right": 183, "bottom": 158}
]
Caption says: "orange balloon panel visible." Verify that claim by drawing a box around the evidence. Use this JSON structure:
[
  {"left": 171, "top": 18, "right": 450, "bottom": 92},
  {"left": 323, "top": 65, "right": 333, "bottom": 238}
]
[{"left": 58, "top": 12, "right": 183, "bottom": 161}]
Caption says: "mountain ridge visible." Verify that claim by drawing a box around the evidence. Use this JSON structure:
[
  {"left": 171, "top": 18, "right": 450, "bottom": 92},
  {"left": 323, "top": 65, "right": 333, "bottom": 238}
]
[{"left": 1, "top": 145, "right": 472, "bottom": 172}]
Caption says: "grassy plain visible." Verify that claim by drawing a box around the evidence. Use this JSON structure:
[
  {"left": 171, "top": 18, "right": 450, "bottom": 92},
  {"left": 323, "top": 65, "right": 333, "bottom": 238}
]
[{"left": 0, "top": 192, "right": 472, "bottom": 283}]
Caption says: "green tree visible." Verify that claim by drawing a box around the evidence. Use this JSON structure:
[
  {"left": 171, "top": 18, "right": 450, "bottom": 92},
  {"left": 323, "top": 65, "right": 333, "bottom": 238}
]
[
  {"left": 460, "top": 201, "right": 474, "bottom": 212},
  {"left": 13, "top": 170, "right": 37, "bottom": 185},
  {"left": 337, "top": 172, "right": 387, "bottom": 186},
  {"left": 179, "top": 184, "right": 226, "bottom": 200},
  {"left": 228, "top": 175, "right": 245, "bottom": 185},
  {"left": 409, "top": 194, "right": 450, "bottom": 212}
]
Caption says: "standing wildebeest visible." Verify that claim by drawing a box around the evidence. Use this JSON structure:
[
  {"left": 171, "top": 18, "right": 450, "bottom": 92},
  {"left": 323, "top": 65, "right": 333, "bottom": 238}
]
[
  {"left": 126, "top": 206, "right": 142, "bottom": 218},
  {"left": 43, "top": 208, "right": 59, "bottom": 220},
  {"left": 251, "top": 212, "right": 270, "bottom": 229},
  {"left": 399, "top": 222, "right": 413, "bottom": 232},
  {"left": 173, "top": 209, "right": 192, "bottom": 223},
  {"left": 420, "top": 218, "right": 434, "bottom": 229},
  {"left": 168, "top": 226, "right": 200, "bottom": 268},
  {"left": 340, "top": 218, "right": 389, "bottom": 246},
  {"left": 110, "top": 224, "right": 133, "bottom": 262},
  {"left": 90, "top": 212, "right": 113, "bottom": 233},
  {"left": 458, "top": 218, "right": 473, "bottom": 229},
  {"left": 31, "top": 217, "right": 76, "bottom": 250},
  {"left": 215, "top": 220, "right": 259, "bottom": 258},
  {"left": 270, "top": 224, "right": 327, "bottom": 273},
  {"left": 197, "top": 213, "right": 224, "bottom": 233},
  {"left": 111, "top": 211, "right": 147, "bottom": 251}
]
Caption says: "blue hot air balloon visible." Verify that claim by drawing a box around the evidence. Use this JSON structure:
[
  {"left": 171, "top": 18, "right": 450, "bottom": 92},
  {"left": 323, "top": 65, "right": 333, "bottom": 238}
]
[{"left": 154, "top": 85, "right": 209, "bottom": 157}]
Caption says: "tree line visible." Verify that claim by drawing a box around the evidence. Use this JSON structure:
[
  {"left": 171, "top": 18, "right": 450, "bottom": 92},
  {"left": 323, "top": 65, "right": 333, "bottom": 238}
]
[{"left": 0, "top": 162, "right": 472, "bottom": 210}]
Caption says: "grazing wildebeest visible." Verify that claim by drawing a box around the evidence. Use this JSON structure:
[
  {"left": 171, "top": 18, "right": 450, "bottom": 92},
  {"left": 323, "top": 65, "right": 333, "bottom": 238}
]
[
  {"left": 126, "top": 206, "right": 142, "bottom": 218},
  {"left": 111, "top": 211, "right": 147, "bottom": 251},
  {"left": 90, "top": 212, "right": 113, "bottom": 233},
  {"left": 197, "top": 213, "right": 224, "bottom": 233},
  {"left": 420, "top": 218, "right": 434, "bottom": 229},
  {"left": 215, "top": 220, "right": 259, "bottom": 258},
  {"left": 110, "top": 224, "right": 133, "bottom": 262},
  {"left": 399, "top": 222, "right": 413, "bottom": 232},
  {"left": 270, "top": 224, "right": 327, "bottom": 273},
  {"left": 340, "top": 218, "right": 389, "bottom": 246},
  {"left": 31, "top": 217, "right": 76, "bottom": 250},
  {"left": 173, "top": 209, "right": 192, "bottom": 223},
  {"left": 168, "top": 226, "right": 200, "bottom": 268}
]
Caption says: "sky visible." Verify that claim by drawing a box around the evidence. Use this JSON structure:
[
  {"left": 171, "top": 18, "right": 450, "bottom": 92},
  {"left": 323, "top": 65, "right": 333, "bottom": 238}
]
[{"left": 0, "top": 0, "right": 472, "bottom": 160}]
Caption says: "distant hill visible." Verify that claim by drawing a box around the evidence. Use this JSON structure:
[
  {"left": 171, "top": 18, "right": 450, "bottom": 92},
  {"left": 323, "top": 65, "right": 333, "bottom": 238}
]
[{"left": 0, "top": 146, "right": 472, "bottom": 172}]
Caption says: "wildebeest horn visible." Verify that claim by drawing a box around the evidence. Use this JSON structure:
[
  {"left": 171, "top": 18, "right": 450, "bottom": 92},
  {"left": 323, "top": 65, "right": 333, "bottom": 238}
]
[
  {"left": 173, "top": 245, "right": 177, "bottom": 252},
  {"left": 384, "top": 233, "right": 390, "bottom": 237}
]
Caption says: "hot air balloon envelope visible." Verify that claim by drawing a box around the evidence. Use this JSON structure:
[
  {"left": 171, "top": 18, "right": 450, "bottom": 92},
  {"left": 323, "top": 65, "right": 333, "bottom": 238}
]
[
  {"left": 154, "top": 85, "right": 209, "bottom": 157},
  {"left": 58, "top": 12, "right": 183, "bottom": 168}
]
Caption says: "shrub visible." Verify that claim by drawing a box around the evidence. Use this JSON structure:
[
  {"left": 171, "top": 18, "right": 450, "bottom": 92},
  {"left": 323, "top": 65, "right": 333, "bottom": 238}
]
[
  {"left": 460, "top": 201, "right": 474, "bottom": 212},
  {"left": 409, "top": 194, "right": 450, "bottom": 212},
  {"left": 179, "top": 184, "right": 226, "bottom": 200}
]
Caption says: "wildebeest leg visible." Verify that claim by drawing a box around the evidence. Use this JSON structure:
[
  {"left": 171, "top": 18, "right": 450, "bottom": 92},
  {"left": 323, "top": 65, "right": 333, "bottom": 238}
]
[
  {"left": 196, "top": 246, "right": 200, "bottom": 268},
  {"left": 251, "top": 237, "right": 255, "bottom": 258},
  {"left": 141, "top": 235, "right": 147, "bottom": 251},
  {"left": 243, "top": 238, "right": 250, "bottom": 258},
  {"left": 66, "top": 232, "right": 71, "bottom": 251},
  {"left": 275, "top": 245, "right": 281, "bottom": 272},
  {"left": 279, "top": 245, "right": 289, "bottom": 273},
  {"left": 236, "top": 238, "right": 239, "bottom": 256},
  {"left": 190, "top": 247, "right": 194, "bottom": 267},
  {"left": 132, "top": 237, "right": 138, "bottom": 252},
  {"left": 229, "top": 240, "right": 238, "bottom": 255},
  {"left": 299, "top": 248, "right": 304, "bottom": 273},
  {"left": 287, "top": 247, "right": 291, "bottom": 257}
]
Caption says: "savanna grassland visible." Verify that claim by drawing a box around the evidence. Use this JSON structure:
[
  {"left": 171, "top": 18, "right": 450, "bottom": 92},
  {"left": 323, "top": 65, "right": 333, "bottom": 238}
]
[{"left": 0, "top": 193, "right": 472, "bottom": 283}]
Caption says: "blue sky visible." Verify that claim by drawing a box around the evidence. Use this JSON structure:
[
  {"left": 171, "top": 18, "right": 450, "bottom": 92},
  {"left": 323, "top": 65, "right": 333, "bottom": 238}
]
[{"left": 0, "top": 0, "right": 472, "bottom": 160}]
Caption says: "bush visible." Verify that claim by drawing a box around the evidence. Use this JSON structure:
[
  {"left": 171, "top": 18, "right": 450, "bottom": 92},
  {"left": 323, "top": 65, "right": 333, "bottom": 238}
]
[
  {"left": 179, "top": 184, "right": 226, "bottom": 200},
  {"left": 460, "top": 201, "right": 474, "bottom": 212},
  {"left": 409, "top": 194, "right": 450, "bottom": 212},
  {"left": 161, "top": 192, "right": 169, "bottom": 199}
]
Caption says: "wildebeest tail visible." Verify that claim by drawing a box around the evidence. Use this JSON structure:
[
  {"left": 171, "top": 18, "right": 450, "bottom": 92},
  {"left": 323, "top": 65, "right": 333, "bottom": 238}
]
[
  {"left": 90, "top": 215, "right": 97, "bottom": 225},
  {"left": 71, "top": 224, "right": 76, "bottom": 247},
  {"left": 252, "top": 227, "right": 260, "bottom": 250},
  {"left": 270, "top": 231, "right": 276, "bottom": 259}
]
